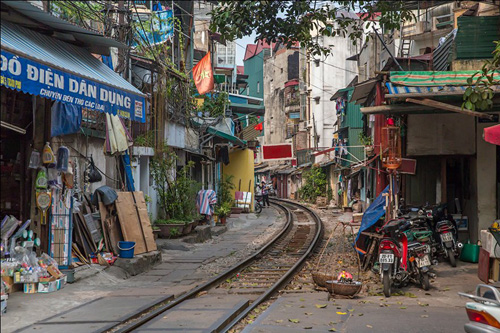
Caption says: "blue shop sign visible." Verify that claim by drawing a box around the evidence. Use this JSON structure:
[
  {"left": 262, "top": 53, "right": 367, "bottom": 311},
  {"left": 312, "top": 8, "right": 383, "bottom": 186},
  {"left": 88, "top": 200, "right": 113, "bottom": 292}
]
[{"left": 0, "top": 50, "right": 146, "bottom": 123}]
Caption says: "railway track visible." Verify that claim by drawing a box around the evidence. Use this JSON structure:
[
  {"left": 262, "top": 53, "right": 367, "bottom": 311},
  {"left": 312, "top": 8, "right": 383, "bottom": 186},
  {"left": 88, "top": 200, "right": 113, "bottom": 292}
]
[{"left": 108, "top": 199, "right": 323, "bottom": 333}]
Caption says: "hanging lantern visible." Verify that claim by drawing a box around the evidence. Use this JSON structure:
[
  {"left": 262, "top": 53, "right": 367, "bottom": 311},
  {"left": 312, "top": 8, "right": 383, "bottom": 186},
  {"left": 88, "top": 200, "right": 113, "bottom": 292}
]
[{"left": 381, "top": 118, "right": 402, "bottom": 170}]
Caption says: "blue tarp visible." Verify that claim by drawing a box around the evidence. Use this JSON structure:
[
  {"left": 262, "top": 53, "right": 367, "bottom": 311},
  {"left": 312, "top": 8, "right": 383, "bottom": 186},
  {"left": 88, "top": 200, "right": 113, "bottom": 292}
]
[
  {"left": 122, "top": 152, "right": 135, "bottom": 192},
  {"left": 355, "top": 185, "right": 390, "bottom": 246},
  {"left": 51, "top": 101, "right": 82, "bottom": 137}
]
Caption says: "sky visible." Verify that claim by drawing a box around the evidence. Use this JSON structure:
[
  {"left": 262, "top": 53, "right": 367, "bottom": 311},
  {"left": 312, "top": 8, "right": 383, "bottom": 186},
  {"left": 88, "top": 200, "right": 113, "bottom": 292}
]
[{"left": 235, "top": 33, "right": 257, "bottom": 66}]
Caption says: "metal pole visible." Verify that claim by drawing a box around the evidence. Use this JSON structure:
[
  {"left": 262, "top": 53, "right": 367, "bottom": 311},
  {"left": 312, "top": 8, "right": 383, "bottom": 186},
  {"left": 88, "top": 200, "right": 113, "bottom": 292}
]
[{"left": 373, "top": 27, "right": 403, "bottom": 71}]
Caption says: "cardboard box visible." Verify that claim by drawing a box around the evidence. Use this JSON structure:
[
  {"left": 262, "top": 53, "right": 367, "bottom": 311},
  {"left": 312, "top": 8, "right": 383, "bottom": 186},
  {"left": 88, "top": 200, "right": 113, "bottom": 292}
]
[
  {"left": 38, "top": 280, "right": 57, "bottom": 293},
  {"left": 39, "top": 276, "right": 56, "bottom": 283},
  {"left": 47, "top": 265, "right": 64, "bottom": 279},
  {"left": 55, "top": 278, "right": 65, "bottom": 290},
  {"left": 23, "top": 283, "right": 37, "bottom": 294}
]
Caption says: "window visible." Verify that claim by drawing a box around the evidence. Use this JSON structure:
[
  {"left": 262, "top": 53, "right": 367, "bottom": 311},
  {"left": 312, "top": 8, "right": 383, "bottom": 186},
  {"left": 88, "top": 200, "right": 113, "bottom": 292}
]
[{"left": 257, "top": 81, "right": 260, "bottom": 93}]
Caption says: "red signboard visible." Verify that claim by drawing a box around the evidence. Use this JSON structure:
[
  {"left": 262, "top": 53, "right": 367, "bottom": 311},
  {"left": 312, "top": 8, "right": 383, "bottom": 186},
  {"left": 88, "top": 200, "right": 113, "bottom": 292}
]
[
  {"left": 397, "top": 158, "right": 417, "bottom": 175},
  {"left": 262, "top": 144, "right": 293, "bottom": 161}
]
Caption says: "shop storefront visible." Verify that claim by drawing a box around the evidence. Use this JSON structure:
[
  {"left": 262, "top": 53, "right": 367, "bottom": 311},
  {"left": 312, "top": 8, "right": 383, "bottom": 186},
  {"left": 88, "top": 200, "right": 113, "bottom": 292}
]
[{"left": 1, "top": 5, "right": 145, "bottom": 306}]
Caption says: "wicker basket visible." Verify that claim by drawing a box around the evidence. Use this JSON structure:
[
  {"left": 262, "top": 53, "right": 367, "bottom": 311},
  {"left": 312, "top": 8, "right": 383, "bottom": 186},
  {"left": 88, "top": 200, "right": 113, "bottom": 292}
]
[
  {"left": 312, "top": 272, "right": 336, "bottom": 288},
  {"left": 325, "top": 280, "right": 363, "bottom": 297}
]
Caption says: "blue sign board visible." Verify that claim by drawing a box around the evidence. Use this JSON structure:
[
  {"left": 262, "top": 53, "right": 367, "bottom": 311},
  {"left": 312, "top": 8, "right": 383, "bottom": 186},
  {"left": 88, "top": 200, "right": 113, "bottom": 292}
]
[
  {"left": 134, "top": 10, "right": 174, "bottom": 47},
  {"left": 1, "top": 50, "right": 146, "bottom": 122}
]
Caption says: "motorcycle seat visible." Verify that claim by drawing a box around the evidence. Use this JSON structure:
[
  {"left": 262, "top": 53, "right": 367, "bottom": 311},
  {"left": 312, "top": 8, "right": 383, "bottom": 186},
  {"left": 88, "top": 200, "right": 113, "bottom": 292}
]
[{"left": 407, "top": 241, "right": 422, "bottom": 249}]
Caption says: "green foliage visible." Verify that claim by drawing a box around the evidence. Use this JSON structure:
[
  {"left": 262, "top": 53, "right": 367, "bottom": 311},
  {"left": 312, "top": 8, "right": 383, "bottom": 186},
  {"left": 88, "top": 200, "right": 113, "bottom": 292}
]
[
  {"left": 298, "top": 166, "right": 328, "bottom": 203},
  {"left": 217, "top": 174, "right": 236, "bottom": 207},
  {"left": 463, "top": 41, "right": 500, "bottom": 111},
  {"left": 210, "top": 1, "right": 414, "bottom": 56},
  {"left": 215, "top": 202, "right": 232, "bottom": 218},
  {"left": 169, "top": 227, "right": 180, "bottom": 237},
  {"left": 150, "top": 149, "right": 201, "bottom": 221},
  {"left": 134, "top": 131, "right": 155, "bottom": 147},
  {"left": 198, "top": 92, "right": 230, "bottom": 118},
  {"left": 358, "top": 132, "right": 373, "bottom": 146},
  {"left": 155, "top": 219, "right": 190, "bottom": 225}
]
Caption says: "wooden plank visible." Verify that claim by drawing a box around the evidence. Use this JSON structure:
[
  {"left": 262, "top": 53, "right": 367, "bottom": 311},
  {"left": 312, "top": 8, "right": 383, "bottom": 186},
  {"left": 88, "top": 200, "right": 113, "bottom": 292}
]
[
  {"left": 132, "top": 192, "right": 157, "bottom": 252},
  {"left": 115, "top": 192, "right": 147, "bottom": 255},
  {"left": 406, "top": 98, "right": 494, "bottom": 120},
  {"left": 98, "top": 202, "right": 122, "bottom": 254}
]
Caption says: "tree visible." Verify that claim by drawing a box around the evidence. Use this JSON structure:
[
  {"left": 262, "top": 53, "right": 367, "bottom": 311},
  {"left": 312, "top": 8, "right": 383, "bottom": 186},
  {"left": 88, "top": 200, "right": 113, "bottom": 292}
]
[
  {"left": 210, "top": 1, "right": 414, "bottom": 56},
  {"left": 463, "top": 41, "right": 500, "bottom": 111}
]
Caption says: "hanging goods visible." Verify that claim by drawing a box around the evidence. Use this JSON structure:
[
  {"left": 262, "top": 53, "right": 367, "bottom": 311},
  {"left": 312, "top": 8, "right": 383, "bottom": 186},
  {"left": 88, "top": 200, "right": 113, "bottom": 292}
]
[
  {"left": 36, "top": 191, "right": 51, "bottom": 225},
  {"left": 28, "top": 149, "right": 41, "bottom": 169},
  {"left": 35, "top": 167, "right": 48, "bottom": 190},
  {"left": 62, "top": 160, "right": 74, "bottom": 189},
  {"left": 56, "top": 146, "right": 69, "bottom": 172},
  {"left": 380, "top": 119, "right": 402, "bottom": 170},
  {"left": 87, "top": 156, "right": 102, "bottom": 183},
  {"left": 42, "top": 142, "right": 57, "bottom": 167}
]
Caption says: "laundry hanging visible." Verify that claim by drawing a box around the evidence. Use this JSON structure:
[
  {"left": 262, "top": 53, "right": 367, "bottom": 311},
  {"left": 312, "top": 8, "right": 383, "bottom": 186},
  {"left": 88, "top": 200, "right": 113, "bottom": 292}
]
[{"left": 104, "top": 114, "right": 133, "bottom": 155}]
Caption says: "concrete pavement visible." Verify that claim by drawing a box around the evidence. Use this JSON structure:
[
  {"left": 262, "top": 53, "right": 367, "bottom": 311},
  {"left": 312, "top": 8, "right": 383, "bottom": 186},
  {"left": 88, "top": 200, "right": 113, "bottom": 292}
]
[{"left": 2, "top": 207, "right": 284, "bottom": 333}]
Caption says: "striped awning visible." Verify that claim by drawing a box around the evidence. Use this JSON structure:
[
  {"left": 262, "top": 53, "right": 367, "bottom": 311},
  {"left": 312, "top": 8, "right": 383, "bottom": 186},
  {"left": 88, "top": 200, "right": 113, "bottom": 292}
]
[
  {"left": 390, "top": 71, "right": 500, "bottom": 87},
  {"left": 386, "top": 82, "right": 467, "bottom": 96}
]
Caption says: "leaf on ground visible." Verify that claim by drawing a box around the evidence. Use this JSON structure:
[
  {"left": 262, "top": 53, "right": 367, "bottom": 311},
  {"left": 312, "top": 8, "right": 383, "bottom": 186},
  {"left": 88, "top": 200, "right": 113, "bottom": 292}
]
[
  {"left": 316, "top": 304, "right": 328, "bottom": 308},
  {"left": 336, "top": 312, "right": 347, "bottom": 315},
  {"left": 275, "top": 320, "right": 283, "bottom": 323},
  {"left": 299, "top": 305, "right": 306, "bottom": 308},
  {"left": 358, "top": 313, "right": 364, "bottom": 316},
  {"left": 329, "top": 321, "right": 337, "bottom": 325},
  {"left": 442, "top": 287, "right": 450, "bottom": 291},
  {"left": 400, "top": 306, "right": 407, "bottom": 309},
  {"left": 300, "top": 298, "right": 305, "bottom": 301},
  {"left": 329, "top": 328, "right": 337, "bottom": 332},
  {"left": 367, "top": 325, "right": 373, "bottom": 328},
  {"left": 197, "top": 291, "right": 208, "bottom": 297},
  {"left": 304, "top": 327, "right": 313, "bottom": 330},
  {"left": 337, "top": 306, "right": 342, "bottom": 309},
  {"left": 249, "top": 314, "right": 255, "bottom": 320},
  {"left": 404, "top": 292, "right": 417, "bottom": 298},
  {"left": 289, "top": 318, "right": 300, "bottom": 323},
  {"left": 397, "top": 301, "right": 402, "bottom": 305},
  {"left": 305, "top": 312, "right": 313, "bottom": 315},
  {"left": 418, "top": 302, "right": 429, "bottom": 307},
  {"left": 348, "top": 309, "right": 354, "bottom": 312},
  {"left": 425, "top": 293, "right": 431, "bottom": 296},
  {"left": 421, "top": 315, "right": 429, "bottom": 318}
]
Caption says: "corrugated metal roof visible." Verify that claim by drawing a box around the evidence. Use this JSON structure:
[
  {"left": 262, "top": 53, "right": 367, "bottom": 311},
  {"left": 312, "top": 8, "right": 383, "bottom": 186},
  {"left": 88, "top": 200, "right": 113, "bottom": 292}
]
[
  {"left": 1, "top": 21, "right": 143, "bottom": 96},
  {"left": 1, "top": 0, "right": 126, "bottom": 51},
  {"left": 433, "top": 29, "right": 457, "bottom": 71},
  {"left": 456, "top": 15, "right": 500, "bottom": 60}
]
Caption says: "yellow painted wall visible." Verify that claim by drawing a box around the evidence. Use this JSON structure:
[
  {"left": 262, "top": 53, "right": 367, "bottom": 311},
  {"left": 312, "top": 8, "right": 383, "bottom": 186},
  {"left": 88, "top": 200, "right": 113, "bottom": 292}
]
[{"left": 222, "top": 149, "right": 255, "bottom": 211}]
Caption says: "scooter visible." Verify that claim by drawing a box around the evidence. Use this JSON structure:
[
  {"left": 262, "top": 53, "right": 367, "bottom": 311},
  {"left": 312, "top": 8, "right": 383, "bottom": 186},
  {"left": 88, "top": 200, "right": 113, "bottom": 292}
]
[
  {"left": 436, "top": 219, "right": 460, "bottom": 267},
  {"left": 378, "top": 219, "right": 432, "bottom": 297}
]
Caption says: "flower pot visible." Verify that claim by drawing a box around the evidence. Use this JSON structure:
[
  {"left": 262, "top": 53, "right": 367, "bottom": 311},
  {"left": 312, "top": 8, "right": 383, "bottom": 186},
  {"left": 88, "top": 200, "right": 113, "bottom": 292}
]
[
  {"left": 182, "top": 221, "right": 196, "bottom": 235},
  {"left": 152, "top": 229, "right": 160, "bottom": 240},
  {"left": 231, "top": 207, "right": 243, "bottom": 215},
  {"left": 157, "top": 224, "right": 184, "bottom": 238},
  {"left": 219, "top": 216, "right": 227, "bottom": 225}
]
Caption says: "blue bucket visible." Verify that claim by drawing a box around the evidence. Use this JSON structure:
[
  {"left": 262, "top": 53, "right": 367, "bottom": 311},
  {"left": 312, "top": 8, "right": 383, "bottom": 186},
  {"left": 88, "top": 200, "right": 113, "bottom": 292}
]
[{"left": 118, "top": 241, "right": 136, "bottom": 258}]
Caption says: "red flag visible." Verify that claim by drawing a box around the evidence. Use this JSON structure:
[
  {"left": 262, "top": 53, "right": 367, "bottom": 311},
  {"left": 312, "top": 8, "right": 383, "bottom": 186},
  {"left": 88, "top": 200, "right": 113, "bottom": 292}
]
[{"left": 193, "top": 52, "right": 214, "bottom": 95}]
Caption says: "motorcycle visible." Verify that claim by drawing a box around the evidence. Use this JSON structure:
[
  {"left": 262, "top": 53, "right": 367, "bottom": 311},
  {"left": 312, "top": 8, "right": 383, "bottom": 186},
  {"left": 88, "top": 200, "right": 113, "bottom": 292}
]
[
  {"left": 378, "top": 218, "right": 432, "bottom": 297},
  {"left": 435, "top": 218, "right": 460, "bottom": 267},
  {"left": 254, "top": 195, "right": 263, "bottom": 214}
]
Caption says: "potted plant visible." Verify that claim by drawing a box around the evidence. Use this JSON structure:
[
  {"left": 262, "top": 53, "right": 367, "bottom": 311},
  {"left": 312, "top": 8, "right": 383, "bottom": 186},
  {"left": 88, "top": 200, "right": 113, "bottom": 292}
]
[
  {"left": 358, "top": 132, "right": 374, "bottom": 156},
  {"left": 154, "top": 219, "right": 186, "bottom": 238},
  {"left": 215, "top": 203, "right": 231, "bottom": 225}
]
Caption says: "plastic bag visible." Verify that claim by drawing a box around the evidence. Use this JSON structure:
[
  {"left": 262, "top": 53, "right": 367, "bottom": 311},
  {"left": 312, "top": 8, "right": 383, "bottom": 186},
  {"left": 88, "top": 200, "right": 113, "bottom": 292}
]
[
  {"left": 56, "top": 146, "right": 69, "bottom": 172},
  {"left": 28, "top": 150, "right": 40, "bottom": 169},
  {"left": 87, "top": 156, "right": 102, "bottom": 183}
]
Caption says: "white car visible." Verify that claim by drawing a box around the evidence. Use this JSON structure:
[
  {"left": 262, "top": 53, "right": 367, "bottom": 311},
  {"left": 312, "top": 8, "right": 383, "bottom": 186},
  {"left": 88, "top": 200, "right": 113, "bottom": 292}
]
[{"left": 459, "top": 284, "right": 500, "bottom": 332}]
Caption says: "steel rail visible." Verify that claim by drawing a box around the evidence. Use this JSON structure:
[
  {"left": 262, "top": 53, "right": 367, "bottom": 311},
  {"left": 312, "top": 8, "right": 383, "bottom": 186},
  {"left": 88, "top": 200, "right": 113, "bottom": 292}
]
[
  {"left": 110, "top": 202, "right": 293, "bottom": 333},
  {"left": 220, "top": 198, "right": 324, "bottom": 332}
]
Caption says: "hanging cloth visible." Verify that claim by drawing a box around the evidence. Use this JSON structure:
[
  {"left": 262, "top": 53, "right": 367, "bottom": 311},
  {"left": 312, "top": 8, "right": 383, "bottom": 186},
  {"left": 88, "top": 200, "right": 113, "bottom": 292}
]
[
  {"left": 104, "top": 114, "right": 133, "bottom": 155},
  {"left": 122, "top": 152, "right": 135, "bottom": 191},
  {"left": 51, "top": 102, "right": 82, "bottom": 137}
]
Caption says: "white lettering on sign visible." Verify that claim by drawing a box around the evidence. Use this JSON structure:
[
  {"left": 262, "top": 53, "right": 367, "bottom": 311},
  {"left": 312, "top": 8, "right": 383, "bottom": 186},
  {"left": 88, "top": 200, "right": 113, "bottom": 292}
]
[
  {"left": 0, "top": 54, "right": 7, "bottom": 71},
  {"left": 69, "top": 78, "right": 78, "bottom": 93}
]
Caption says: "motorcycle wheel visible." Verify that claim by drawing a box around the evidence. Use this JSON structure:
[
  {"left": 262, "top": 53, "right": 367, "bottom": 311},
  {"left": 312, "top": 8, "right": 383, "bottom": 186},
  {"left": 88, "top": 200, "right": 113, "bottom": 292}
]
[
  {"left": 255, "top": 202, "right": 263, "bottom": 214},
  {"left": 420, "top": 273, "right": 430, "bottom": 291},
  {"left": 383, "top": 273, "right": 391, "bottom": 297},
  {"left": 447, "top": 248, "right": 457, "bottom": 267}
]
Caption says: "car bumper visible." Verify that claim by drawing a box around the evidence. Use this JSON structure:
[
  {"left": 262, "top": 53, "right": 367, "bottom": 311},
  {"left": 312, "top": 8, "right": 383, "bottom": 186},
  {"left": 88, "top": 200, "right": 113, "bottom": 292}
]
[{"left": 465, "top": 323, "right": 500, "bottom": 333}]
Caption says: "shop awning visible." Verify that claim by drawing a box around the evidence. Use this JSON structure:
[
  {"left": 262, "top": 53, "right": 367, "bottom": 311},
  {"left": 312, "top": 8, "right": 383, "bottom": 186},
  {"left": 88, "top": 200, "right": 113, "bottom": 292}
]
[
  {"left": 1, "top": 21, "right": 146, "bottom": 122},
  {"left": 484, "top": 125, "right": 500, "bottom": 145},
  {"left": 191, "top": 118, "right": 247, "bottom": 146},
  {"left": 389, "top": 71, "right": 500, "bottom": 87}
]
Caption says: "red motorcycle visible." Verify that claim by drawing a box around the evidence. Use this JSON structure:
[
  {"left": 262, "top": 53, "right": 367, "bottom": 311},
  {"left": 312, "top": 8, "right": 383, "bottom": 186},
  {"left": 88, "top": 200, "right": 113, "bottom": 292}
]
[{"left": 378, "top": 218, "right": 432, "bottom": 297}]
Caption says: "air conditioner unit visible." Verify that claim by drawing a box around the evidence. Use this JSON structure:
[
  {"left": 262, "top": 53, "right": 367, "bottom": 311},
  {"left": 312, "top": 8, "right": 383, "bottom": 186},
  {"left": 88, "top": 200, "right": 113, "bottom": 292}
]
[{"left": 299, "top": 121, "right": 307, "bottom": 131}]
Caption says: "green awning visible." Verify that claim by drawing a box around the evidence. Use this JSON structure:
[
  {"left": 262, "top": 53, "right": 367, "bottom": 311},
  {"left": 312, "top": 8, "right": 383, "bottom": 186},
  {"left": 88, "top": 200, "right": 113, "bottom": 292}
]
[
  {"left": 191, "top": 118, "right": 246, "bottom": 146},
  {"left": 214, "top": 74, "right": 226, "bottom": 84},
  {"left": 230, "top": 102, "right": 265, "bottom": 115}
]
